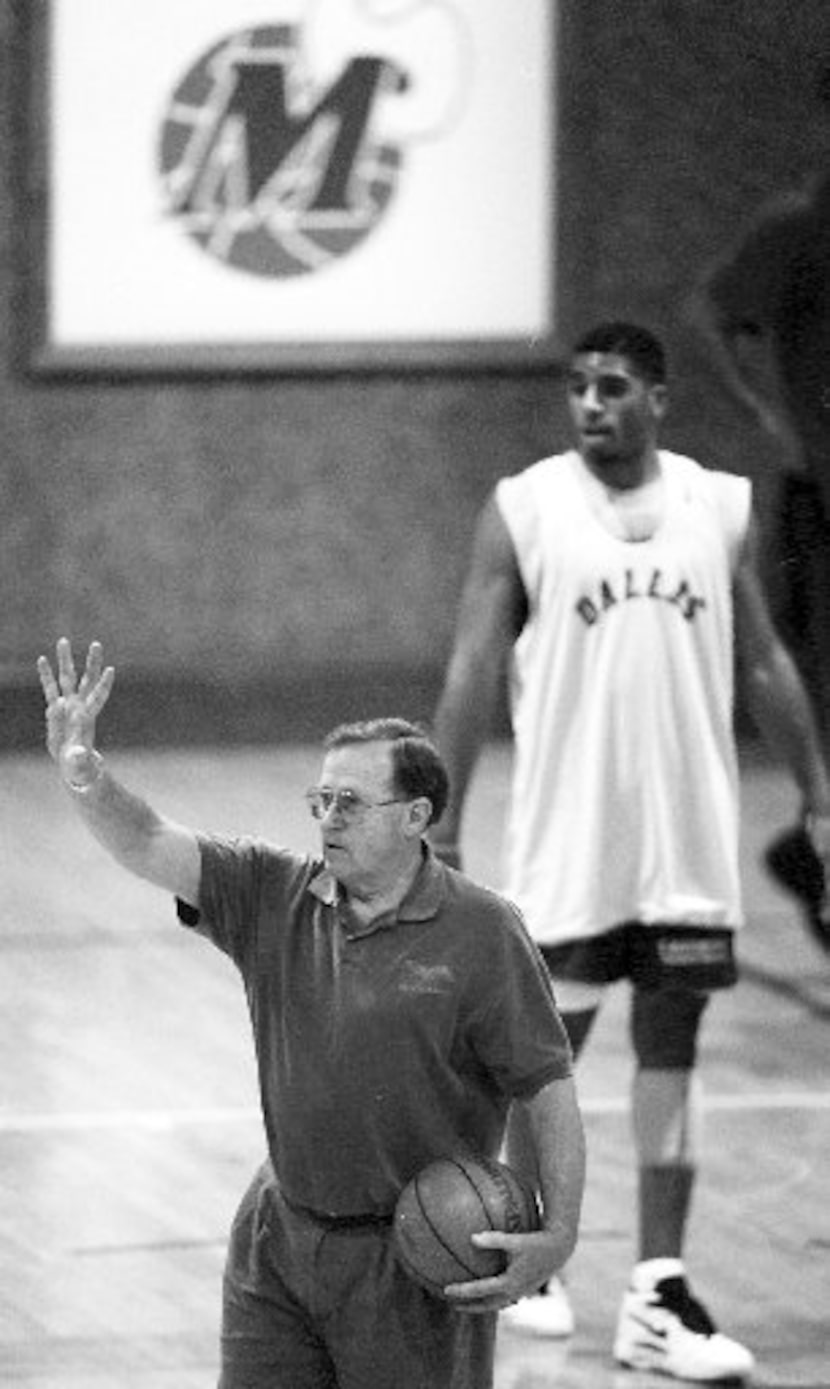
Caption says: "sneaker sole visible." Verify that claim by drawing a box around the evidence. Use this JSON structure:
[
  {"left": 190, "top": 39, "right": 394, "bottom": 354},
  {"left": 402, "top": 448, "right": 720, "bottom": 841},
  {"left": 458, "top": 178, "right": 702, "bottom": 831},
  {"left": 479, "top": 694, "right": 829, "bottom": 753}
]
[{"left": 615, "top": 1349, "right": 751, "bottom": 1383}]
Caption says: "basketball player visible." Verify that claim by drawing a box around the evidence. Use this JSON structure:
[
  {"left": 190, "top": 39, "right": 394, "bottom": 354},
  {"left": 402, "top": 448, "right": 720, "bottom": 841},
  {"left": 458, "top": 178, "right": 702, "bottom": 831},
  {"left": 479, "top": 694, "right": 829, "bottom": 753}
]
[
  {"left": 431, "top": 322, "right": 830, "bottom": 1382},
  {"left": 37, "top": 639, "right": 585, "bottom": 1389}
]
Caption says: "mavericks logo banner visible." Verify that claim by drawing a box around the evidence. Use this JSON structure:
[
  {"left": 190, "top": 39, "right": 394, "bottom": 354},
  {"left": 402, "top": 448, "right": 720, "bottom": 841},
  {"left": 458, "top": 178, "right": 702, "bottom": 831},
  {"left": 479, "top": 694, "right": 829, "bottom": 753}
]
[
  {"left": 159, "top": 22, "right": 429, "bottom": 279},
  {"left": 46, "top": 0, "right": 556, "bottom": 367}
]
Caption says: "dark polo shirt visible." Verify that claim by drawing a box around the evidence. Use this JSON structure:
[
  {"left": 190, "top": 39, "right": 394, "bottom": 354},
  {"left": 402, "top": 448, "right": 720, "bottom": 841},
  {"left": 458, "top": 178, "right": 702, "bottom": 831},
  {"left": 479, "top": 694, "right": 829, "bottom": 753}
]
[{"left": 178, "top": 837, "right": 571, "bottom": 1219}]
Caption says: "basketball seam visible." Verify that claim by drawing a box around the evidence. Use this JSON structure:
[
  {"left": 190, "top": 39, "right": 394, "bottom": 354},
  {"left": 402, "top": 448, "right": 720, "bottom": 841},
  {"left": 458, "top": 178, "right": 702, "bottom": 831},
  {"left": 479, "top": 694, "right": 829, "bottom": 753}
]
[
  {"left": 460, "top": 1154, "right": 524, "bottom": 1234},
  {"left": 395, "top": 1240, "right": 454, "bottom": 1296},
  {"left": 449, "top": 1156, "right": 499, "bottom": 1233},
  {"left": 412, "top": 1167, "right": 483, "bottom": 1280}
]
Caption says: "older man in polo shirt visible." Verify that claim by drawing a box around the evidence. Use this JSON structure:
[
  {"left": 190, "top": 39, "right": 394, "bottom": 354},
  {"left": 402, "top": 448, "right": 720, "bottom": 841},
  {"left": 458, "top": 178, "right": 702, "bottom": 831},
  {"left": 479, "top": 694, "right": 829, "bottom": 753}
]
[{"left": 38, "top": 638, "right": 585, "bottom": 1389}]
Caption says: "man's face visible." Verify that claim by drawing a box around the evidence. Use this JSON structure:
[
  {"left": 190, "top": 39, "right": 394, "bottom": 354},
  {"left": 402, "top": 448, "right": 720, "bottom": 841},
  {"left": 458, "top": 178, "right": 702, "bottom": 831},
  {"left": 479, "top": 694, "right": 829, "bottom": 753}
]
[
  {"left": 566, "top": 351, "right": 666, "bottom": 470},
  {"left": 314, "top": 740, "right": 418, "bottom": 894}
]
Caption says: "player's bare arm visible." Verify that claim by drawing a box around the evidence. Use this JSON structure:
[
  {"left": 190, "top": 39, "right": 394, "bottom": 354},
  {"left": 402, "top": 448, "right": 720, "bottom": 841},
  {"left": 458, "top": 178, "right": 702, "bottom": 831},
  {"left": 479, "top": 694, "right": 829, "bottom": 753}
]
[
  {"left": 432, "top": 494, "right": 527, "bottom": 855},
  {"left": 732, "top": 517, "right": 830, "bottom": 853},
  {"left": 444, "top": 1076, "right": 585, "bottom": 1313},
  {"left": 37, "top": 638, "right": 202, "bottom": 906}
]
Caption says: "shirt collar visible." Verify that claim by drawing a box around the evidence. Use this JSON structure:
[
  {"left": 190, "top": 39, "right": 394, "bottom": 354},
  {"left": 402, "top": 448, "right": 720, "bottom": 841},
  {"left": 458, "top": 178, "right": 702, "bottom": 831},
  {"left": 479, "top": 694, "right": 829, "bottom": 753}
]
[{"left": 308, "top": 842, "right": 446, "bottom": 922}]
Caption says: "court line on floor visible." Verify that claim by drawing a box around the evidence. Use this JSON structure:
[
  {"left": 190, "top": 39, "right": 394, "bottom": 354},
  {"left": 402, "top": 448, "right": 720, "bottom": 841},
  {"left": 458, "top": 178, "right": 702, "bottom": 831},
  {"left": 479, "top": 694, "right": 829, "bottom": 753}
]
[
  {"left": 1, "top": 1090, "right": 829, "bottom": 1134},
  {"left": 740, "top": 957, "right": 830, "bottom": 1020}
]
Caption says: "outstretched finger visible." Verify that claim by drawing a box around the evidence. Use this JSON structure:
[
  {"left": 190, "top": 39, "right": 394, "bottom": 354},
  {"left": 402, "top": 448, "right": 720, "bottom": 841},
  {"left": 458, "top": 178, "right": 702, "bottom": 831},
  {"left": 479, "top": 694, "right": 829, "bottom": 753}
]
[
  {"left": 36, "top": 655, "right": 60, "bottom": 705},
  {"left": 78, "top": 641, "right": 104, "bottom": 698},
  {"left": 56, "top": 638, "right": 77, "bottom": 697},
  {"left": 87, "top": 664, "right": 115, "bottom": 717}
]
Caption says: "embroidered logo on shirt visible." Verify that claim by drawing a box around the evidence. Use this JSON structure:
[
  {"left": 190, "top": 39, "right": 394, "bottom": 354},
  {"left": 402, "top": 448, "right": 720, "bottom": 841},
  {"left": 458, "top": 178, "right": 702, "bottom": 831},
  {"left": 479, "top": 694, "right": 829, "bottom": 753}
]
[{"left": 396, "top": 962, "right": 455, "bottom": 995}]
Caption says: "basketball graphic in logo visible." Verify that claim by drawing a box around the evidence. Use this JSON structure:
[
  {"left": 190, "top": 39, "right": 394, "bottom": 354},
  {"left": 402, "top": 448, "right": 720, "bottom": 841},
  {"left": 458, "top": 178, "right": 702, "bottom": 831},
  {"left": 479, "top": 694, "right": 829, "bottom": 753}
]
[{"left": 157, "top": 24, "right": 408, "bottom": 279}]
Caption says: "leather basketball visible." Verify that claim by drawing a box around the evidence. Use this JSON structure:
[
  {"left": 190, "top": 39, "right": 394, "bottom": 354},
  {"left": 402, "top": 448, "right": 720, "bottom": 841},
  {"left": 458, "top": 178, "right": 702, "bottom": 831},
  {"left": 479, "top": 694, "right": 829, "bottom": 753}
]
[{"left": 393, "top": 1154, "right": 540, "bottom": 1298}]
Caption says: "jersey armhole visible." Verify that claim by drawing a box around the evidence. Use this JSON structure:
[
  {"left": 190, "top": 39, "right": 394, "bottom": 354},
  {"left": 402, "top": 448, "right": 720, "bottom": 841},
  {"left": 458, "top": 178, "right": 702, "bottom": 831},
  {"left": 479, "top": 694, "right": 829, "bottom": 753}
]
[
  {"left": 495, "top": 467, "right": 550, "bottom": 604},
  {"left": 713, "top": 473, "right": 752, "bottom": 570}
]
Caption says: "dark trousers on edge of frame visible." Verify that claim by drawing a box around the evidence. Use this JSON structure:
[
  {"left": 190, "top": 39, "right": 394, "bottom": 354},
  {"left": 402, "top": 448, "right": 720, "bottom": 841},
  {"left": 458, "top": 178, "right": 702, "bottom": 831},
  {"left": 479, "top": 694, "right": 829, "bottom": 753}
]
[{"left": 219, "top": 1162, "right": 497, "bottom": 1389}]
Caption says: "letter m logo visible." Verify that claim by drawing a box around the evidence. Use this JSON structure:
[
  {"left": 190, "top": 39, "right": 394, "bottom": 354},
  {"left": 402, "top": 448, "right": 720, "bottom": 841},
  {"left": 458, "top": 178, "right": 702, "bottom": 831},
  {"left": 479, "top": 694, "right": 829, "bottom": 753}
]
[{"left": 165, "top": 28, "right": 402, "bottom": 226}]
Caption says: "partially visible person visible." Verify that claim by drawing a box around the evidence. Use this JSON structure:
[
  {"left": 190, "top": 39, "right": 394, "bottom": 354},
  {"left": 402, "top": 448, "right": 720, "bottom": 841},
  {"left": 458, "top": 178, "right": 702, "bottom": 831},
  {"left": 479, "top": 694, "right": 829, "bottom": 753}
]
[
  {"left": 432, "top": 322, "right": 830, "bottom": 1382},
  {"left": 37, "top": 638, "right": 585, "bottom": 1389},
  {"left": 694, "top": 132, "right": 830, "bottom": 938},
  {"left": 693, "top": 80, "right": 830, "bottom": 767}
]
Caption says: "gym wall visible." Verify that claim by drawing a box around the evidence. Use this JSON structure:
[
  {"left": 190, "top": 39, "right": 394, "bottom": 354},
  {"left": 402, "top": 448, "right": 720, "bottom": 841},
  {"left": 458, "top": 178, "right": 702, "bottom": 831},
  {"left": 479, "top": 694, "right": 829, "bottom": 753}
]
[{"left": 1, "top": 0, "right": 825, "bottom": 747}]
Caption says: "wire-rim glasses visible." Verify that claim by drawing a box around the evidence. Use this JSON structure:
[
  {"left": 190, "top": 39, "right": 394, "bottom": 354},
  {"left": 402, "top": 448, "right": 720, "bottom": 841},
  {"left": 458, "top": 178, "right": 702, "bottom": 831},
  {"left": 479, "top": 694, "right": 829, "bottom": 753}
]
[{"left": 305, "top": 787, "right": 407, "bottom": 822}]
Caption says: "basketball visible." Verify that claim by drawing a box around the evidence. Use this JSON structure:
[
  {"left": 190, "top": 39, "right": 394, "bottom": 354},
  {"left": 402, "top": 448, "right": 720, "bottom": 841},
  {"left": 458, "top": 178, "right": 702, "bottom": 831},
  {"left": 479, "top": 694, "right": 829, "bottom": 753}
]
[{"left": 393, "top": 1154, "right": 540, "bottom": 1298}]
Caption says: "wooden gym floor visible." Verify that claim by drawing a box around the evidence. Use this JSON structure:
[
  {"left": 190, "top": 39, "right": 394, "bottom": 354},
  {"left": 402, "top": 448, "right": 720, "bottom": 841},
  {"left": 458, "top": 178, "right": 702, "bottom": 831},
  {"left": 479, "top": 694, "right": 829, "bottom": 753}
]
[{"left": 1, "top": 741, "right": 828, "bottom": 1388}]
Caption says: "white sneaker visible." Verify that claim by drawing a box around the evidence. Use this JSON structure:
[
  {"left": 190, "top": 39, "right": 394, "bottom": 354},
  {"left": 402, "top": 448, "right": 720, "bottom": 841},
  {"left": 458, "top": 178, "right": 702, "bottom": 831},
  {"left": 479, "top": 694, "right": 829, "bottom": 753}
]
[
  {"left": 613, "top": 1258, "right": 755, "bottom": 1382},
  {"left": 500, "top": 1276, "right": 575, "bottom": 1337}
]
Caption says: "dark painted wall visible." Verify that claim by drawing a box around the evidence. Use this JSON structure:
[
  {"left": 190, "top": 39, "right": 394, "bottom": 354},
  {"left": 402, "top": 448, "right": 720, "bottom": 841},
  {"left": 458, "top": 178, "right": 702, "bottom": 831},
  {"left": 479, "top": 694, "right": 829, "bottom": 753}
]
[{"left": 3, "top": 0, "right": 828, "bottom": 747}]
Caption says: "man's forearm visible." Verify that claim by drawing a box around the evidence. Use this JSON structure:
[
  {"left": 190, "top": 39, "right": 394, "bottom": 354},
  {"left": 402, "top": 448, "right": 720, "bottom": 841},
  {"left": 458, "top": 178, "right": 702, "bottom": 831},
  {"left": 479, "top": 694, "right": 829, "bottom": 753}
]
[
  {"left": 432, "top": 686, "right": 494, "bottom": 840},
  {"left": 63, "top": 755, "right": 165, "bottom": 869},
  {"left": 433, "top": 658, "right": 505, "bottom": 838},
  {"left": 58, "top": 751, "right": 200, "bottom": 899},
  {"left": 520, "top": 1078, "right": 586, "bottom": 1269},
  {"left": 39, "top": 640, "right": 200, "bottom": 903}
]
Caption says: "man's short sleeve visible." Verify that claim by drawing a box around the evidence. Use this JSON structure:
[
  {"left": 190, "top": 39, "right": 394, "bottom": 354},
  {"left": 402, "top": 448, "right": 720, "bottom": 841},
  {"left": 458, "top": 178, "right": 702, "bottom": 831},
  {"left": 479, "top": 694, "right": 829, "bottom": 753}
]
[
  {"left": 465, "top": 897, "right": 573, "bottom": 1101},
  {"left": 176, "top": 833, "right": 308, "bottom": 971}
]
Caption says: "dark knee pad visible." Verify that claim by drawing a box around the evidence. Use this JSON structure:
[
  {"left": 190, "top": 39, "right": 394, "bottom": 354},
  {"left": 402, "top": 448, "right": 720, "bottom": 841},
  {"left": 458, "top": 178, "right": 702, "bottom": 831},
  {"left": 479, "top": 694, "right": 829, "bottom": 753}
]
[{"left": 631, "top": 988, "right": 710, "bottom": 1069}]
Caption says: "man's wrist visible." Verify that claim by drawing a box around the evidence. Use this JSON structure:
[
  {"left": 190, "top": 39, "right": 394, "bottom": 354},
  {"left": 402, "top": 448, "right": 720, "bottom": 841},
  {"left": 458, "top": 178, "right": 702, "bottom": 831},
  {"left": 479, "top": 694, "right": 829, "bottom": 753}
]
[{"left": 62, "top": 747, "right": 104, "bottom": 794}]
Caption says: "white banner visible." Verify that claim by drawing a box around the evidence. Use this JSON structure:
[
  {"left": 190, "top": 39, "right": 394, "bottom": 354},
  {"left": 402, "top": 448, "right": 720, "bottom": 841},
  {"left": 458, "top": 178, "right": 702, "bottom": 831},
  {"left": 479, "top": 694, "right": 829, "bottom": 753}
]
[{"left": 43, "top": 0, "right": 557, "bottom": 368}]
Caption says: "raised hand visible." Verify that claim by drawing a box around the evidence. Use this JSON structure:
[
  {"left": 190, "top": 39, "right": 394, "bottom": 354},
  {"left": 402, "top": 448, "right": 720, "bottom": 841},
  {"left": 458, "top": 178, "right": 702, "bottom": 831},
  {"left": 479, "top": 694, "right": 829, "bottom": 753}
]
[{"left": 36, "top": 639, "right": 114, "bottom": 767}]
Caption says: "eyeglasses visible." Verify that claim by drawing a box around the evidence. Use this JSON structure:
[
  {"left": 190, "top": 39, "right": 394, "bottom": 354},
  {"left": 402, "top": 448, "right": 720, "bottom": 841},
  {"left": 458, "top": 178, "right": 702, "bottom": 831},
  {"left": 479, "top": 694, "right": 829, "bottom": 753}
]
[{"left": 305, "top": 787, "right": 407, "bottom": 821}]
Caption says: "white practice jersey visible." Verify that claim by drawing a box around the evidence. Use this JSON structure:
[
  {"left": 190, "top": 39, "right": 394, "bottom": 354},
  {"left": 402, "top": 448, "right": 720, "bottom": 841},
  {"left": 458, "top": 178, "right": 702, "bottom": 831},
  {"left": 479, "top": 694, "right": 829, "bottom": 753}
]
[{"left": 496, "top": 449, "right": 751, "bottom": 944}]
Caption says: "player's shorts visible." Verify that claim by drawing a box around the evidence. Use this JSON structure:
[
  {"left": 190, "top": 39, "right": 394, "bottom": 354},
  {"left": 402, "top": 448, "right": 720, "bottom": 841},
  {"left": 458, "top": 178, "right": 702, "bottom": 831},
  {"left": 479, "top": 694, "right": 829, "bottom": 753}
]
[{"left": 539, "top": 923, "right": 737, "bottom": 994}]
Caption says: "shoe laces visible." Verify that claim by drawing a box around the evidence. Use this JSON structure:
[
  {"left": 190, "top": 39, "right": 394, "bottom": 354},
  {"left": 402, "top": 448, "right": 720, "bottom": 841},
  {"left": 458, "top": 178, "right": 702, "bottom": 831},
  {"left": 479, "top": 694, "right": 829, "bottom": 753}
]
[{"left": 650, "top": 1276, "right": 716, "bottom": 1336}]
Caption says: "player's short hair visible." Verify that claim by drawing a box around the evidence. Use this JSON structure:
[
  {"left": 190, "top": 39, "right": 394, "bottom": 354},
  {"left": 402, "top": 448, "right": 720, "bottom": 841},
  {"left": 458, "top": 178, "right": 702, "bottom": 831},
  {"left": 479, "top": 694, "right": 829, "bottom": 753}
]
[
  {"left": 323, "top": 717, "right": 449, "bottom": 825},
  {"left": 572, "top": 321, "right": 667, "bottom": 385}
]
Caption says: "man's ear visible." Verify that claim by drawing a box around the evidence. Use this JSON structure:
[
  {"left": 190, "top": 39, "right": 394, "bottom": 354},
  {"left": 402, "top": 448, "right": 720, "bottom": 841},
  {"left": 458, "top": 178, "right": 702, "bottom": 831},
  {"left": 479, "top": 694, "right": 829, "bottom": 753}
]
[{"left": 406, "top": 798, "right": 433, "bottom": 837}]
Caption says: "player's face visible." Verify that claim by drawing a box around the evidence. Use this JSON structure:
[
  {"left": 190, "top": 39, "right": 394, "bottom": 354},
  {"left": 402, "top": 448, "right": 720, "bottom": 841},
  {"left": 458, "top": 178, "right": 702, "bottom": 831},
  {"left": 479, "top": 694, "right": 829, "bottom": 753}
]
[
  {"left": 314, "top": 741, "right": 419, "bottom": 895},
  {"left": 567, "top": 352, "right": 666, "bottom": 472}
]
